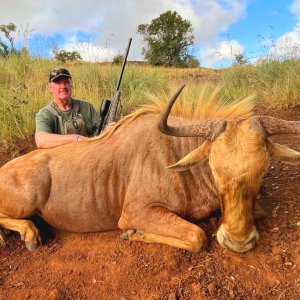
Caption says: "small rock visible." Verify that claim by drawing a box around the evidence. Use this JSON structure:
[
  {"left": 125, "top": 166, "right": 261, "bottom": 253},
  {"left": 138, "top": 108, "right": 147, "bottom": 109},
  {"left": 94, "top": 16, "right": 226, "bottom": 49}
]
[
  {"left": 284, "top": 262, "right": 293, "bottom": 267},
  {"left": 296, "top": 221, "right": 300, "bottom": 227},
  {"left": 204, "top": 259, "right": 212, "bottom": 268},
  {"left": 13, "top": 282, "right": 24, "bottom": 287},
  {"left": 190, "top": 283, "right": 201, "bottom": 295},
  {"left": 229, "top": 288, "right": 235, "bottom": 299},
  {"left": 207, "top": 283, "right": 215, "bottom": 294},
  {"left": 92, "top": 278, "right": 97, "bottom": 284},
  {"left": 48, "top": 289, "right": 60, "bottom": 300}
]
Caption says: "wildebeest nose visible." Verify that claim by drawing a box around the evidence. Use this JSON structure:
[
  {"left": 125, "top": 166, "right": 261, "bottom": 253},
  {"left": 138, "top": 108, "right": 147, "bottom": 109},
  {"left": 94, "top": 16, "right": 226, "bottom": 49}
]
[{"left": 222, "top": 234, "right": 257, "bottom": 253}]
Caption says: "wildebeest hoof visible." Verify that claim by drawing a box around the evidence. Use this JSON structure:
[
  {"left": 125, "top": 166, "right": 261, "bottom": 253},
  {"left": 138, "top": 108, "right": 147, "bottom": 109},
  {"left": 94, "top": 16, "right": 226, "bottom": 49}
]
[
  {"left": 135, "top": 229, "right": 144, "bottom": 235},
  {"left": 25, "top": 242, "right": 38, "bottom": 251},
  {"left": 120, "top": 232, "right": 129, "bottom": 240},
  {"left": 0, "top": 230, "right": 6, "bottom": 247},
  {"left": 120, "top": 230, "right": 136, "bottom": 240}
]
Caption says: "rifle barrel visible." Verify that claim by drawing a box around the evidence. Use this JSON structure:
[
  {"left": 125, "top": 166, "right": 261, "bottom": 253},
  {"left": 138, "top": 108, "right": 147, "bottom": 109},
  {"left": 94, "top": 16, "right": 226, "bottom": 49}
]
[
  {"left": 98, "top": 37, "right": 132, "bottom": 133},
  {"left": 115, "top": 37, "right": 132, "bottom": 92}
]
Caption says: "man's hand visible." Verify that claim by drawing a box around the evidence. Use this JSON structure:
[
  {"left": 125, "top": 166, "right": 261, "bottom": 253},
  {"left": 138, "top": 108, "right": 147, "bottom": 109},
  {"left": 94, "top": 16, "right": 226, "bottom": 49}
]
[
  {"left": 75, "top": 134, "right": 88, "bottom": 142},
  {"left": 35, "top": 132, "right": 88, "bottom": 148}
]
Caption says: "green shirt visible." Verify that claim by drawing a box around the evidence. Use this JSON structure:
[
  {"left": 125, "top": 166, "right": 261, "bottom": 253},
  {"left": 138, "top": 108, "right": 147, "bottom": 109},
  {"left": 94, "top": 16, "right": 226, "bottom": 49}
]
[{"left": 35, "top": 98, "right": 99, "bottom": 136}]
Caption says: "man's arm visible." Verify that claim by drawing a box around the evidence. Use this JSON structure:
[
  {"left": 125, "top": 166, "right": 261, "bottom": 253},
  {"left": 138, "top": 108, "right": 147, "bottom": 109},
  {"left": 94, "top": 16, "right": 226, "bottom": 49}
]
[
  {"left": 35, "top": 102, "right": 115, "bottom": 148},
  {"left": 35, "top": 132, "right": 87, "bottom": 149},
  {"left": 35, "top": 106, "right": 88, "bottom": 149}
]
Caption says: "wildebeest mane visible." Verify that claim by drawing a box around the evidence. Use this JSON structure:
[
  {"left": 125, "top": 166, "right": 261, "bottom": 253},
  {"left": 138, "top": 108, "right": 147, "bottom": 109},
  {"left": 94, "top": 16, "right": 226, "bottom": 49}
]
[{"left": 94, "top": 86, "right": 256, "bottom": 141}]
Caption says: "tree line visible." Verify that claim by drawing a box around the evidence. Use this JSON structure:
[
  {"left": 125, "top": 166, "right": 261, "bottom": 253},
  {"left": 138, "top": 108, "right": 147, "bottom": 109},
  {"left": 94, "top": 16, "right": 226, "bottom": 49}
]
[{"left": 0, "top": 10, "right": 200, "bottom": 68}]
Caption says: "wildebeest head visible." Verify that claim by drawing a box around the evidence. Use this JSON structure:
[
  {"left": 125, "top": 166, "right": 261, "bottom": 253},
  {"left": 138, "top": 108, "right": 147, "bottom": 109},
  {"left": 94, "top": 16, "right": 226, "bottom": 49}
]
[{"left": 158, "top": 85, "right": 300, "bottom": 253}]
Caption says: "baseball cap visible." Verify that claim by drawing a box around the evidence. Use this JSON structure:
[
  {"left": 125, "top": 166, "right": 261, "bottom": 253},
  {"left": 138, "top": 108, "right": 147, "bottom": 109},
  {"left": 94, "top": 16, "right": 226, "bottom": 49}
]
[{"left": 49, "top": 68, "right": 72, "bottom": 82}]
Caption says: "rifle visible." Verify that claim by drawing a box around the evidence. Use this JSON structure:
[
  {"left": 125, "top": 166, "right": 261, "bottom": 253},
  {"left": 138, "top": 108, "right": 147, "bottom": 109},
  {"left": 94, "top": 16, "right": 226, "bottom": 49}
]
[{"left": 93, "top": 37, "right": 132, "bottom": 135}]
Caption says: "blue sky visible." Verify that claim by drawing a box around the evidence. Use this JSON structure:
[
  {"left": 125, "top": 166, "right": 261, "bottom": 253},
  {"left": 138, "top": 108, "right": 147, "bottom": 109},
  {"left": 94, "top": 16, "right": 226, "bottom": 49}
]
[
  {"left": 216, "top": 1, "right": 298, "bottom": 64},
  {"left": 1, "top": 0, "right": 300, "bottom": 68}
]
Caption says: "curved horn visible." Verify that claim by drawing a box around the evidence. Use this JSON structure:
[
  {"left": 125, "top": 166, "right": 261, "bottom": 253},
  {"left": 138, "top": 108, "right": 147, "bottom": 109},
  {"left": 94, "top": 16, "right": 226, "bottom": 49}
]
[
  {"left": 157, "top": 85, "right": 227, "bottom": 140},
  {"left": 252, "top": 116, "right": 300, "bottom": 136},
  {"left": 157, "top": 84, "right": 187, "bottom": 136}
]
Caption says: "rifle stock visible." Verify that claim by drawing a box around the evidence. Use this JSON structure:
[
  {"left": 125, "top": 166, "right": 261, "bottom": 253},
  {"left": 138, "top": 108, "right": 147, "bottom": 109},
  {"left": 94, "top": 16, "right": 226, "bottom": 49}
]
[{"left": 93, "top": 99, "right": 111, "bottom": 135}]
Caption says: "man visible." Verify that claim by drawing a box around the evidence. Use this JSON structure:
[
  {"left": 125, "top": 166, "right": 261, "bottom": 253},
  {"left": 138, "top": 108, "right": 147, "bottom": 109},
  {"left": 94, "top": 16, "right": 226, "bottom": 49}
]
[{"left": 35, "top": 68, "right": 113, "bottom": 148}]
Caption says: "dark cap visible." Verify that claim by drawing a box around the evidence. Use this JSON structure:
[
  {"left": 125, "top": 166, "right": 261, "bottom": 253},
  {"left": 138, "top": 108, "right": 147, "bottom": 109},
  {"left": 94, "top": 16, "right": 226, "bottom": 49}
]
[{"left": 49, "top": 68, "right": 72, "bottom": 82}]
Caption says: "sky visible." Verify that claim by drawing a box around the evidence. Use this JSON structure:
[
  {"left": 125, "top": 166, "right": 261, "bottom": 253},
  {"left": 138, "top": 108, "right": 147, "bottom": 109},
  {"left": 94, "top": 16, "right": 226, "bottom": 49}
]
[{"left": 1, "top": 0, "right": 300, "bottom": 68}]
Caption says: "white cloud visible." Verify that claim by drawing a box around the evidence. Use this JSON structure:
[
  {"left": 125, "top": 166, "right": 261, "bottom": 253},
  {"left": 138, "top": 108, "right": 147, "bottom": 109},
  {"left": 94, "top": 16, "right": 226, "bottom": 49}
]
[
  {"left": 59, "top": 37, "right": 117, "bottom": 62},
  {"left": 247, "top": 1, "right": 300, "bottom": 64},
  {"left": 290, "top": 0, "right": 300, "bottom": 16},
  {"left": 269, "top": 28, "right": 300, "bottom": 59},
  {"left": 1, "top": 0, "right": 247, "bottom": 64},
  {"left": 256, "top": 0, "right": 300, "bottom": 61},
  {"left": 200, "top": 40, "right": 244, "bottom": 67},
  {"left": 189, "top": 0, "right": 247, "bottom": 43}
]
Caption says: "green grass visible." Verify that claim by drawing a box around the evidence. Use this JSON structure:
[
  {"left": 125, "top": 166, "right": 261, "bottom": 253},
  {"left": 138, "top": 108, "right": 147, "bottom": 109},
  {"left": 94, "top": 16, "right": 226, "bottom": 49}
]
[
  {"left": 221, "top": 59, "right": 300, "bottom": 107},
  {"left": 1, "top": 54, "right": 300, "bottom": 148},
  {"left": 0, "top": 57, "right": 172, "bottom": 148}
]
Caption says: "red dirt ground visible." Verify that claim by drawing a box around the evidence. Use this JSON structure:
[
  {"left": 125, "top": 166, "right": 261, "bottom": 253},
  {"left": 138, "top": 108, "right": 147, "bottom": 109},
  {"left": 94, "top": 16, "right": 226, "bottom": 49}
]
[{"left": 0, "top": 106, "right": 299, "bottom": 300}]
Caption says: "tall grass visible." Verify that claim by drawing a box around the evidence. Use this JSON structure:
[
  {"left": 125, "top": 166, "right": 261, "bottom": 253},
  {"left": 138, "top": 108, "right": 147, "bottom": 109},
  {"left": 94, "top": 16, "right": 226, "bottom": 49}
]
[
  {"left": 70, "top": 62, "right": 168, "bottom": 115},
  {"left": 1, "top": 54, "right": 300, "bottom": 148},
  {"left": 0, "top": 57, "right": 177, "bottom": 148},
  {"left": 221, "top": 59, "right": 300, "bottom": 107}
]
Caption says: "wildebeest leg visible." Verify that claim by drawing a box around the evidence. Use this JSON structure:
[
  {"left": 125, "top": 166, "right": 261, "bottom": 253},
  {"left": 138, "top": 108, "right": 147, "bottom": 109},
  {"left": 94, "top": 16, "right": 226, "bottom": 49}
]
[
  {"left": 254, "top": 201, "right": 267, "bottom": 219},
  {"left": 254, "top": 201, "right": 271, "bottom": 230},
  {"left": 0, "top": 218, "right": 41, "bottom": 251},
  {"left": 119, "top": 207, "right": 207, "bottom": 252}
]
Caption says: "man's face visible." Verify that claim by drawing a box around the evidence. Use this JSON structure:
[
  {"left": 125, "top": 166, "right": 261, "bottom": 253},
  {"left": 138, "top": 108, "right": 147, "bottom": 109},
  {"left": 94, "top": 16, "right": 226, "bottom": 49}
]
[{"left": 48, "top": 77, "right": 72, "bottom": 101}]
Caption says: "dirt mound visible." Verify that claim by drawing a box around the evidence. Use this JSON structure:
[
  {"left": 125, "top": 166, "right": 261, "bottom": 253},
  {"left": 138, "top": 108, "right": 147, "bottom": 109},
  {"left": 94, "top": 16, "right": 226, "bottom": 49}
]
[{"left": 0, "top": 107, "right": 299, "bottom": 299}]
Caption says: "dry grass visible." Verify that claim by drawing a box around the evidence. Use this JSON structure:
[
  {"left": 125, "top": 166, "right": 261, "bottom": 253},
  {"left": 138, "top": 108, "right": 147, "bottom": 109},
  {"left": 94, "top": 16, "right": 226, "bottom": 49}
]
[{"left": 1, "top": 54, "right": 300, "bottom": 147}]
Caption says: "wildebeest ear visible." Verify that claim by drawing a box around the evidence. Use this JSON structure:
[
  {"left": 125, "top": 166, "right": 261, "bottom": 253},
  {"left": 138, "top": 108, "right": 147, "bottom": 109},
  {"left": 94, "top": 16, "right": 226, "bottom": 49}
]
[
  {"left": 266, "top": 139, "right": 300, "bottom": 165},
  {"left": 167, "top": 140, "right": 212, "bottom": 171}
]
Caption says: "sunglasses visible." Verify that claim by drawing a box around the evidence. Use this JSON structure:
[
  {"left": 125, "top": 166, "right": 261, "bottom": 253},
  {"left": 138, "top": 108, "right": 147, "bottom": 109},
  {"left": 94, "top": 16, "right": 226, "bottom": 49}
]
[
  {"left": 49, "top": 68, "right": 72, "bottom": 82},
  {"left": 50, "top": 68, "right": 70, "bottom": 77}
]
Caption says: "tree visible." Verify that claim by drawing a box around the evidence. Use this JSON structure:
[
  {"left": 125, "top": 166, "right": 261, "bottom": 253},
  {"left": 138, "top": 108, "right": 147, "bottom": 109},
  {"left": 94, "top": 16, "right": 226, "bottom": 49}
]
[
  {"left": 0, "top": 22, "right": 17, "bottom": 58},
  {"left": 233, "top": 53, "right": 248, "bottom": 65},
  {"left": 54, "top": 50, "right": 82, "bottom": 62},
  {"left": 137, "top": 10, "right": 195, "bottom": 67},
  {"left": 186, "top": 55, "right": 200, "bottom": 68},
  {"left": 113, "top": 54, "right": 124, "bottom": 65}
]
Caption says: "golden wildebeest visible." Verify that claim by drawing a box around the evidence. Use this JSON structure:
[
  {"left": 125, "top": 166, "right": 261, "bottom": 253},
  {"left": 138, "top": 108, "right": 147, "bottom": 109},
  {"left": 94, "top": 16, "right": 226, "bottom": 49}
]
[{"left": 0, "top": 86, "right": 299, "bottom": 252}]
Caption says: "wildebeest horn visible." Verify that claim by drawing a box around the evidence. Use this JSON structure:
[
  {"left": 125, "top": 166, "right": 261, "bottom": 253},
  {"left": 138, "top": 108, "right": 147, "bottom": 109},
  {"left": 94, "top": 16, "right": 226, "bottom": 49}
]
[
  {"left": 157, "top": 85, "right": 227, "bottom": 140},
  {"left": 252, "top": 116, "right": 300, "bottom": 136}
]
